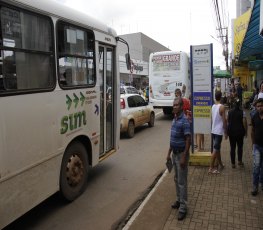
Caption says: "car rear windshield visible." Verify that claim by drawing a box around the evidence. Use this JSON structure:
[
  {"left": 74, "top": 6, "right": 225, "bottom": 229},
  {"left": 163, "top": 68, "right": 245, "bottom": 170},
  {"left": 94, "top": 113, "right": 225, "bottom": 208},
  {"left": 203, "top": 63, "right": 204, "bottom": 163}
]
[{"left": 120, "top": 87, "right": 138, "bottom": 94}]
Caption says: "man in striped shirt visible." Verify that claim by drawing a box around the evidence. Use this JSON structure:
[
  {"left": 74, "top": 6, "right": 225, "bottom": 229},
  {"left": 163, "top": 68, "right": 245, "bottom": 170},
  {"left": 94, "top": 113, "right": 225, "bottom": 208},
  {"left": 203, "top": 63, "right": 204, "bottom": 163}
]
[{"left": 166, "top": 97, "right": 191, "bottom": 221}]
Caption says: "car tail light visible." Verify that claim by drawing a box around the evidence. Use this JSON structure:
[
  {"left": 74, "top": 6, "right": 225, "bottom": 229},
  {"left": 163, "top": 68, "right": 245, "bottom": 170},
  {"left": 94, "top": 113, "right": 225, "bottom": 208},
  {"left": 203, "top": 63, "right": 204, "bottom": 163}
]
[{"left": 120, "top": 98, "right": 125, "bottom": 109}]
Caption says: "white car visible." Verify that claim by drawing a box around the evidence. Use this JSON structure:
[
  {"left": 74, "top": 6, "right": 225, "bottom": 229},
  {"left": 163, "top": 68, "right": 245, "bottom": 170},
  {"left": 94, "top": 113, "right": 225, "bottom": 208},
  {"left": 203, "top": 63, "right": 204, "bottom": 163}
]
[
  {"left": 107, "top": 86, "right": 140, "bottom": 100},
  {"left": 120, "top": 94, "right": 155, "bottom": 138},
  {"left": 120, "top": 86, "right": 139, "bottom": 94}
]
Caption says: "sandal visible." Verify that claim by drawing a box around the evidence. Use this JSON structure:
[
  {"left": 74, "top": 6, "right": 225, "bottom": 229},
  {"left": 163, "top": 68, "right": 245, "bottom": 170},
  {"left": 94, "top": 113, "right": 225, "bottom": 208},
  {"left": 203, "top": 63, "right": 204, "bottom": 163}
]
[
  {"left": 211, "top": 169, "right": 220, "bottom": 174},
  {"left": 208, "top": 168, "right": 220, "bottom": 174},
  {"left": 219, "top": 164, "right": 225, "bottom": 171}
]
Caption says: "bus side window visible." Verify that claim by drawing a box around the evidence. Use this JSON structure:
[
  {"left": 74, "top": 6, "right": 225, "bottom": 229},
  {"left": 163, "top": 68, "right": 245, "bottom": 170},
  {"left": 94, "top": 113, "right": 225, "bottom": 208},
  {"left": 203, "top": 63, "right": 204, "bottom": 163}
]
[
  {"left": 0, "top": 51, "right": 3, "bottom": 90},
  {"left": 57, "top": 22, "right": 95, "bottom": 88},
  {"left": 0, "top": 6, "right": 55, "bottom": 93},
  {"left": 64, "top": 68, "right": 73, "bottom": 85}
]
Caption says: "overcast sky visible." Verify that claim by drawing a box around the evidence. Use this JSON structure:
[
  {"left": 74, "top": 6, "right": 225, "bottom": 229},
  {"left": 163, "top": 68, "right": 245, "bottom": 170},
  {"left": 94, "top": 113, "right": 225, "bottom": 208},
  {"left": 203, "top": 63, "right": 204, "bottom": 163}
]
[{"left": 55, "top": 0, "right": 236, "bottom": 69}]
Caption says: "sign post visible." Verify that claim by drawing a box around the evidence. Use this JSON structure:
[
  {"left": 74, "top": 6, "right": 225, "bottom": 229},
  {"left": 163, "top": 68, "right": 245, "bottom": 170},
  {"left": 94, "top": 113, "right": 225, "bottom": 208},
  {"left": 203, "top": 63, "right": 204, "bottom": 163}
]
[{"left": 189, "top": 44, "right": 213, "bottom": 165}]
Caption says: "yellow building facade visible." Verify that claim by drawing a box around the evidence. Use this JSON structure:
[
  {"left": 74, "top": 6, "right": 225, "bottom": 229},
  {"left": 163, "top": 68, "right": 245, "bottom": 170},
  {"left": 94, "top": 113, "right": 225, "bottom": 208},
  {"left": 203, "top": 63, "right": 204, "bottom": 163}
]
[{"left": 233, "top": 9, "right": 254, "bottom": 89}]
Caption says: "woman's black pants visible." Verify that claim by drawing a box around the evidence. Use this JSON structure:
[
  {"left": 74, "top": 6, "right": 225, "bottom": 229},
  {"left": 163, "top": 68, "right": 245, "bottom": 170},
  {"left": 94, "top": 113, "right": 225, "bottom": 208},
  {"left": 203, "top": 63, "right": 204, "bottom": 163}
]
[{"left": 229, "top": 135, "right": 244, "bottom": 164}]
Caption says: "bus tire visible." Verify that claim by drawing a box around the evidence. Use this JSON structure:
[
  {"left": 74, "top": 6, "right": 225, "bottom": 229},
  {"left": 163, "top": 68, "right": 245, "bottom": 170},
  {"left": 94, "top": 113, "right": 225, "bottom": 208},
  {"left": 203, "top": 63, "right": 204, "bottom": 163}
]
[
  {"left": 60, "top": 141, "right": 89, "bottom": 202},
  {"left": 163, "top": 108, "right": 169, "bottom": 115},
  {"left": 148, "top": 112, "right": 155, "bottom": 127},
  {"left": 163, "top": 107, "right": 172, "bottom": 115},
  {"left": 127, "top": 120, "right": 135, "bottom": 138}
]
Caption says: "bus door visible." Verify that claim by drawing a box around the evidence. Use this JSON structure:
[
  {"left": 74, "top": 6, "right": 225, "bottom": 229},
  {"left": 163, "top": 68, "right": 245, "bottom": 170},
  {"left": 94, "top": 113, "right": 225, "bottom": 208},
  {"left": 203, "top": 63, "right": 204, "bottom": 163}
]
[{"left": 99, "top": 45, "right": 114, "bottom": 155}]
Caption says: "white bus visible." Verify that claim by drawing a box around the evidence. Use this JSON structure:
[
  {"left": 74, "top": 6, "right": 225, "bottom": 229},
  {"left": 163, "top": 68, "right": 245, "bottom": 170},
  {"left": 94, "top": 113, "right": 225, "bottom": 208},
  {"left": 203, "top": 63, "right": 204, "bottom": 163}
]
[
  {"left": 0, "top": 0, "right": 129, "bottom": 228},
  {"left": 149, "top": 51, "right": 190, "bottom": 114}
]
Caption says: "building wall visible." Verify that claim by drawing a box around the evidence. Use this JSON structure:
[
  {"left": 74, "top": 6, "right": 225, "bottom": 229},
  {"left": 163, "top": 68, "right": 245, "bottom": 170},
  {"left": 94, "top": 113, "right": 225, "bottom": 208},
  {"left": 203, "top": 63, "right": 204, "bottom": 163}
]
[
  {"left": 118, "top": 33, "right": 143, "bottom": 60},
  {"left": 236, "top": 0, "right": 252, "bottom": 17},
  {"left": 118, "top": 32, "right": 170, "bottom": 62},
  {"left": 140, "top": 33, "right": 170, "bottom": 61},
  {"left": 117, "top": 32, "right": 170, "bottom": 89}
]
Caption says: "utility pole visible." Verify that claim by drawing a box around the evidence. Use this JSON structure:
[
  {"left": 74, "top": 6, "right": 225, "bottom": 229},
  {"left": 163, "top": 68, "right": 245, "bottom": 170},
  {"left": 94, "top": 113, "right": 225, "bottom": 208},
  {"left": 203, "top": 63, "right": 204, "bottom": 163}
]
[
  {"left": 217, "top": 27, "right": 229, "bottom": 71},
  {"left": 225, "top": 28, "right": 229, "bottom": 71}
]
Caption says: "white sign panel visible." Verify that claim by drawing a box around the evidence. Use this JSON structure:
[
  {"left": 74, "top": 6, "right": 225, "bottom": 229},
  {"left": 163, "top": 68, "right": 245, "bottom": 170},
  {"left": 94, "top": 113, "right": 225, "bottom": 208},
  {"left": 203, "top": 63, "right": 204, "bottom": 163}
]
[{"left": 191, "top": 44, "right": 213, "bottom": 134}]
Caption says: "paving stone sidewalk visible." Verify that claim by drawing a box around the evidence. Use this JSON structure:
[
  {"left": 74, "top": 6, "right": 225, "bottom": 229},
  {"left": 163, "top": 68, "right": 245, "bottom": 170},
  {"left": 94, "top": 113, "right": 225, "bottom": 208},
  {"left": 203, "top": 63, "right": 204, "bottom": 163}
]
[{"left": 126, "top": 115, "right": 263, "bottom": 230}]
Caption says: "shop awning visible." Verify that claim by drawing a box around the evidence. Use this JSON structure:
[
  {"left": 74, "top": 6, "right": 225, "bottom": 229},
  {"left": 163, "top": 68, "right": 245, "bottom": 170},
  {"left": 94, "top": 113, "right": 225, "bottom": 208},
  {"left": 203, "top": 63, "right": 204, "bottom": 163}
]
[
  {"left": 239, "top": 0, "right": 263, "bottom": 61},
  {"left": 213, "top": 69, "right": 231, "bottom": 78},
  {"left": 248, "top": 60, "right": 263, "bottom": 70}
]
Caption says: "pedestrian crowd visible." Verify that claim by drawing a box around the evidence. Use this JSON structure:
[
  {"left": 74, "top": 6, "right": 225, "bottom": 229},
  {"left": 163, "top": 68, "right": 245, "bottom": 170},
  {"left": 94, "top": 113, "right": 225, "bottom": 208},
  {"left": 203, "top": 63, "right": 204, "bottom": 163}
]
[{"left": 166, "top": 84, "right": 263, "bottom": 221}]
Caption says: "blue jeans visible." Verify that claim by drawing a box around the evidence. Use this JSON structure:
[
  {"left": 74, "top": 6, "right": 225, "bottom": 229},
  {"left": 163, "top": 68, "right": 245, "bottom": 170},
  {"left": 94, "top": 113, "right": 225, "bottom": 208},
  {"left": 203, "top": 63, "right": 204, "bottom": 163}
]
[
  {"left": 212, "top": 134, "right": 223, "bottom": 153},
  {"left": 172, "top": 151, "right": 189, "bottom": 213},
  {"left": 252, "top": 144, "right": 263, "bottom": 189}
]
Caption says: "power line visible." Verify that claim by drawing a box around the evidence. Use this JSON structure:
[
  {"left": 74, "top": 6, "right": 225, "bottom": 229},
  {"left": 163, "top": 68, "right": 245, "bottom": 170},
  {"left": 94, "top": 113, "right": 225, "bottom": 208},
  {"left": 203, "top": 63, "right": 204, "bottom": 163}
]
[{"left": 211, "top": 0, "right": 230, "bottom": 70}]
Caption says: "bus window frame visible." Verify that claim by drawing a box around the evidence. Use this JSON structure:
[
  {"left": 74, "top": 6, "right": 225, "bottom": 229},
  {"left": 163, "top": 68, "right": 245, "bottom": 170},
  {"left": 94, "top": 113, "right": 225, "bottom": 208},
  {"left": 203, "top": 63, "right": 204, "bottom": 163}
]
[
  {"left": 0, "top": 2, "right": 56, "bottom": 96},
  {"left": 56, "top": 20, "right": 96, "bottom": 90}
]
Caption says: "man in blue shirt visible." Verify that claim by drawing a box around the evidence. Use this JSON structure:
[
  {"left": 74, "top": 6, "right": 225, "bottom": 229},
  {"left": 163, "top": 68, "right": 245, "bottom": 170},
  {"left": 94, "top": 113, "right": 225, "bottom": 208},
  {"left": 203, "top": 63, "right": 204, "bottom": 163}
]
[{"left": 166, "top": 97, "right": 191, "bottom": 221}]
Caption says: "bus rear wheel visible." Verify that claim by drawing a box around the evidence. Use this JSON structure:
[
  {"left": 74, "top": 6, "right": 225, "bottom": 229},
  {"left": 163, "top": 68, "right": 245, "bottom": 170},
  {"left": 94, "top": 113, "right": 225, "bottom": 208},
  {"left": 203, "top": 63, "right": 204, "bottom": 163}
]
[
  {"left": 163, "top": 107, "right": 172, "bottom": 115},
  {"left": 60, "top": 141, "right": 89, "bottom": 201}
]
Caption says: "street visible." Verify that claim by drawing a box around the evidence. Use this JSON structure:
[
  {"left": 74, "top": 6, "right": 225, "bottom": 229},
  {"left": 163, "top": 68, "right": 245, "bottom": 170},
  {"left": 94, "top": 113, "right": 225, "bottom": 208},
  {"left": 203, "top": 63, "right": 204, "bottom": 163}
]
[{"left": 4, "top": 110, "right": 172, "bottom": 230}]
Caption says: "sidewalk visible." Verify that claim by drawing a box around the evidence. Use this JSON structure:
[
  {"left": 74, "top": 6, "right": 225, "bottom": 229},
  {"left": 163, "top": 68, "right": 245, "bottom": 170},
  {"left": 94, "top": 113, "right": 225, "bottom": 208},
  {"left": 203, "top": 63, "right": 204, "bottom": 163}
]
[{"left": 124, "top": 118, "right": 263, "bottom": 230}]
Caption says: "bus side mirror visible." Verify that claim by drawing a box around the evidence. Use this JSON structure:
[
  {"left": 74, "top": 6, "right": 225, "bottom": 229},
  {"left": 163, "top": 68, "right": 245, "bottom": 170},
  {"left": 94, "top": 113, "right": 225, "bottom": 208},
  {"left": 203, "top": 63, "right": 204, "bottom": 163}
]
[
  {"left": 116, "top": 37, "right": 131, "bottom": 71},
  {"left": 125, "top": 53, "right": 131, "bottom": 70}
]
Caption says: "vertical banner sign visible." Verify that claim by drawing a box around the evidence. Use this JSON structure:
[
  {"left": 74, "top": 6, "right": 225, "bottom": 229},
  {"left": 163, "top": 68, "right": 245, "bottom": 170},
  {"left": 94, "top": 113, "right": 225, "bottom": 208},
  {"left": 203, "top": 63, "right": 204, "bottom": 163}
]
[{"left": 190, "top": 44, "right": 213, "bottom": 134}]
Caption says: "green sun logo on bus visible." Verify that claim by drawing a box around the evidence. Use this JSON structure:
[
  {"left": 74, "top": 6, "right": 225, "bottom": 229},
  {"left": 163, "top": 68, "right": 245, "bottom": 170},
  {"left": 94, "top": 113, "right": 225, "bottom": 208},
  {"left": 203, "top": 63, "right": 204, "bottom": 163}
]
[{"left": 60, "top": 93, "right": 87, "bottom": 134}]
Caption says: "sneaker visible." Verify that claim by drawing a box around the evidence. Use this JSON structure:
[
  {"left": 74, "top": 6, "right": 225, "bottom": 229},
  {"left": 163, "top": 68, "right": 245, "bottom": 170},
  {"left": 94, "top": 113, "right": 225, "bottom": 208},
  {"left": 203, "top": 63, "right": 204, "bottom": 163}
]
[
  {"left": 171, "top": 201, "right": 180, "bottom": 209},
  {"left": 238, "top": 161, "right": 244, "bottom": 167},
  {"left": 232, "top": 164, "right": 236, "bottom": 168},
  {"left": 251, "top": 188, "right": 258, "bottom": 196},
  {"left": 208, "top": 168, "right": 213, "bottom": 174},
  {"left": 178, "top": 212, "right": 187, "bottom": 221}
]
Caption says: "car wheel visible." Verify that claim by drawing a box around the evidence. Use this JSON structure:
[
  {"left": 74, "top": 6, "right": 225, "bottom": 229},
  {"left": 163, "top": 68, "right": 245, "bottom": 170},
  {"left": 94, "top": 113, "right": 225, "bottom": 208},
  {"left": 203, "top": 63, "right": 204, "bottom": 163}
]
[
  {"left": 60, "top": 141, "right": 89, "bottom": 201},
  {"left": 127, "top": 120, "right": 135, "bottom": 138},
  {"left": 148, "top": 112, "right": 155, "bottom": 127}
]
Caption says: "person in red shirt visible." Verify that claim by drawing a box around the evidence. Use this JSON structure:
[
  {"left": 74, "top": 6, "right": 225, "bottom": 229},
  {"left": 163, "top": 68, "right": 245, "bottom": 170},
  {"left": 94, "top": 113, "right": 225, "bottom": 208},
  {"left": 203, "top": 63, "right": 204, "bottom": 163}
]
[{"left": 175, "top": 88, "right": 190, "bottom": 116}]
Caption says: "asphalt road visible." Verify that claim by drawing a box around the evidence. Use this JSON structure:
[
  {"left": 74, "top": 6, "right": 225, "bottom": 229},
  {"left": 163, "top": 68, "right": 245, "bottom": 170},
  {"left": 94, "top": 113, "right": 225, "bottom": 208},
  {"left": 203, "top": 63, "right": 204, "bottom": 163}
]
[{"left": 4, "top": 110, "right": 173, "bottom": 230}]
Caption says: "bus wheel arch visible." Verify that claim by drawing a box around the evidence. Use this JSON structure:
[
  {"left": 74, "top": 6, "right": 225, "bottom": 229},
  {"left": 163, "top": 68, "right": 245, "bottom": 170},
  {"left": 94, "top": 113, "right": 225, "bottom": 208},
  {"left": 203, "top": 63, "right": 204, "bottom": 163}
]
[
  {"left": 75, "top": 135, "right": 92, "bottom": 166},
  {"left": 59, "top": 139, "right": 91, "bottom": 201}
]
